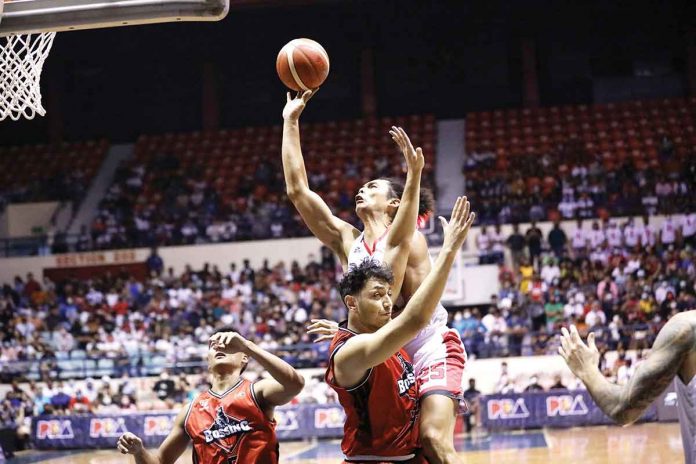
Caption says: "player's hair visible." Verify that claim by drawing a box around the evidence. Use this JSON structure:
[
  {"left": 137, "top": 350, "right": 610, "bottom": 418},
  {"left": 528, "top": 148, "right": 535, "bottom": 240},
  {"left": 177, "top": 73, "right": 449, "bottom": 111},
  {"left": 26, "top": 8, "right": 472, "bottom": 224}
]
[
  {"left": 380, "top": 177, "right": 435, "bottom": 221},
  {"left": 338, "top": 259, "right": 394, "bottom": 302},
  {"left": 210, "top": 326, "right": 248, "bottom": 374}
]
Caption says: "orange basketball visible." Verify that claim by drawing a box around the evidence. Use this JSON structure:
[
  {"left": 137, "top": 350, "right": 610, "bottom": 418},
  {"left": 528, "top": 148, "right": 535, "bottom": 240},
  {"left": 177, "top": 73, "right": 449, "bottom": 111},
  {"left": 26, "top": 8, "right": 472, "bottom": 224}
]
[{"left": 276, "top": 38, "right": 330, "bottom": 91}]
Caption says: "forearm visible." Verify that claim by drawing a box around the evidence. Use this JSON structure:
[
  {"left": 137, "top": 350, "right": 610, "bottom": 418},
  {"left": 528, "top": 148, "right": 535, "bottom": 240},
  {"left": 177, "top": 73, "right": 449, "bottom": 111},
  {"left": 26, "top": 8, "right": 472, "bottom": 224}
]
[
  {"left": 245, "top": 341, "right": 304, "bottom": 390},
  {"left": 400, "top": 248, "right": 456, "bottom": 328},
  {"left": 282, "top": 118, "right": 309, "bottom": 192},
  {"left": 387, "top": 167, "right": 422, "bottom": 246},
  {"left": 133, "top": 449, "right": 162, "bottom": 464},
  {"left": 580, "top": 368, "right": 640, "bottom": 425}
]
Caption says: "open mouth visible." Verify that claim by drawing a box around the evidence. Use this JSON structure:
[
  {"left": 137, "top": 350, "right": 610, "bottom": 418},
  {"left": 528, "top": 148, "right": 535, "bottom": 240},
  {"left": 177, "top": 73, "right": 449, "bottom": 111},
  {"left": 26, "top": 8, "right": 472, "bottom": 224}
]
[
  {"left": 215, "top": 352, "right": 226, "bottom": 359},
  {"left": 355, "top": 195, "right": 364, "bottom": 204}
]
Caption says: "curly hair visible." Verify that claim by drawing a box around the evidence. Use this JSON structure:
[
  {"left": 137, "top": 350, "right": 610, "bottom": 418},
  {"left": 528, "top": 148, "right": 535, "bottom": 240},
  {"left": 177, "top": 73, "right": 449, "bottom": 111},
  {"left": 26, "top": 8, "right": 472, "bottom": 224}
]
[{"left": 338, "top": 259, "right": 394, "bottom": 302}]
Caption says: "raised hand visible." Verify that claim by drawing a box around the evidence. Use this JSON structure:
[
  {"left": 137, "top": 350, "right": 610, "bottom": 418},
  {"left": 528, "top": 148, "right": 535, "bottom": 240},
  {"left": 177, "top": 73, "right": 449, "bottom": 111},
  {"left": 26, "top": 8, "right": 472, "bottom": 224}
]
[
  {"left": 209, "top": 331, "right": 249, "bottom": 354},
  {"left": 389, "top": 126, "right": 424, "bottom": 173},
  {"left": 117, "top": 432, "right": 144, "bottom": 455},
  {"left": 307, "top": 319, "right": 339, "bottom": 343},
  {"left": 558, "top": 325, "right": 600, "bottom": 380},
  {"left": 439, "top": 196, "right": 476, "bottom": 252},
  {"left": 283, "top": 90, "right": 317, "bottom": 121}
]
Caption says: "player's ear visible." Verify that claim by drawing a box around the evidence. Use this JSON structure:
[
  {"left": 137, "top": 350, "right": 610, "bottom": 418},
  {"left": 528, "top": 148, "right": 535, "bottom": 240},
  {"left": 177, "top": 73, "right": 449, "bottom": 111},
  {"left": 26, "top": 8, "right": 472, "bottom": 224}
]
[{"left": 344, "top": 295, "right": 358, "bottom": 312}]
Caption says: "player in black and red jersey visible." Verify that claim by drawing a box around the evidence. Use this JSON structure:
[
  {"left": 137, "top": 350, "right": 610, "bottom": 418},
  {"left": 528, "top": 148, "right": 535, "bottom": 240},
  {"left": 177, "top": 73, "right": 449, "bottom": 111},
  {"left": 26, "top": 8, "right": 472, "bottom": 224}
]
[
  {"left": 116, "top": 327, "right": 304, "bottom": 464},
  {"left": 326, "top": 196, "right": 475, "bottom": 463}
]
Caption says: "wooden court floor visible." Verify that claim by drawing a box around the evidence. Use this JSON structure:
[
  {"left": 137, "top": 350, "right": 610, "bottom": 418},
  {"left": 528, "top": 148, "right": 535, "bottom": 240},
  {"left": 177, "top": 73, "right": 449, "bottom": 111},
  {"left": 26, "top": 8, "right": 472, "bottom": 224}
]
[{"left": 14, "top": 422, "right": 684, "bottom": 464}]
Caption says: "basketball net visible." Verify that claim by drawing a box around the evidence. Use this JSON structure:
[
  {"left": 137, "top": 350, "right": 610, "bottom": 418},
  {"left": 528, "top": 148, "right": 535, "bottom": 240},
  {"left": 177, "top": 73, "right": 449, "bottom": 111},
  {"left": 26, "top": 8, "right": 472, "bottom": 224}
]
[{"left": 0, "top": 32, "right": 56, "bottom": 121}]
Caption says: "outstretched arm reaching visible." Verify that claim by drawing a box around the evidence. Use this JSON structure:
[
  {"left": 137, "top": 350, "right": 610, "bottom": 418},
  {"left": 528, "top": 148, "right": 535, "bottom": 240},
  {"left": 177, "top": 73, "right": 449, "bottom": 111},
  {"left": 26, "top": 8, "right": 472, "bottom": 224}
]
[
  {"left": 333, "top": 197, "right": 476, "bottom": 387},
  {"left": 559, "top": 314, "right": 695, "bottom": 425},
  {"left": 282, "top": 90, "right": 358, "bottom": 262}
]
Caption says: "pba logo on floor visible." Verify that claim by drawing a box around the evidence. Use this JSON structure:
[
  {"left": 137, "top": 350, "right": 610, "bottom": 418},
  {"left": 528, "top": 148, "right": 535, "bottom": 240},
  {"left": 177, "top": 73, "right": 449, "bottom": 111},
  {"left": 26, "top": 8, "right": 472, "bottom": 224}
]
[
  {"left": 487, "top": 398, "right": 530, "bottom": 420},
  {"left": 314, "top": 407, "right": 346, "bottom": 429},
  {"left": 274, "top": 409, "right": 300, "bottom": 431},
  {"left": 36, "top": 420, "right": 74, "bottom": 440},
  {"left": 546, "top": 394, "right": 589, "bottom": 417},
  {"left": 144, "top": 415, "right": 175, "bottom": 436},
  {"left": 90, "top": 417, "right": 129, "bottom": 438}
]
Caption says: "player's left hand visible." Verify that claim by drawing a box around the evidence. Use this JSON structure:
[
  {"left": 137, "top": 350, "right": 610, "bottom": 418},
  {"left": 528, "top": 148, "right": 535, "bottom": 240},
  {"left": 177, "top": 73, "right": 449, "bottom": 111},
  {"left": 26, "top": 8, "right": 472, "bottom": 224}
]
[
  {"left": 306, "top": 319, "right": 338, "bottom": 343},
  {"left": 389, "top": 126, "right": 424, "bottom": 173},
  {"left": 558, "top": 325, "right": 600, "bottom": 379},
  {"left": 209, "top": 331, "right": 249, "bottom": 354}
]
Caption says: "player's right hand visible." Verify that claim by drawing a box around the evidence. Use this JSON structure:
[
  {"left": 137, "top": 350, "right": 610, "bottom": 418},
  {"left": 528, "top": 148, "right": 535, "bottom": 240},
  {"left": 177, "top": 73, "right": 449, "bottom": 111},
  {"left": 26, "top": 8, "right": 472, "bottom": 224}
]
[
  {"left": 283, "top": 89, "right": 317, "bottom": 121},
  {"left": 117, "top": 432, "right": 143, "bottom": 455},
  {"left": 307, "top": 319, "right": 339, "bottom": 343},
  {"left": 389, "top": 126, "right": 424, "bottom": 173},
  {"left": 439, "top": 196, "right": 475, "bottom": 252}
]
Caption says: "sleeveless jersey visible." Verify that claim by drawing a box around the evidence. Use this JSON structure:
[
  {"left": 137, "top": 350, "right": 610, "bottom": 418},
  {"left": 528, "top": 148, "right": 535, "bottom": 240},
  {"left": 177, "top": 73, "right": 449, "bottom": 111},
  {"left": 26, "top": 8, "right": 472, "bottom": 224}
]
[
  {"left": 347, "top": 231, "right": 448, "bottom": 357},
  {"left": 184, "top": 378, "right": 278, "bottom": 464},
  {"left": 676, "top": 376, "right": 696, "bottom": 464},
  {"left": 325, "top": 325, "right": 420, "bottom": 462}
]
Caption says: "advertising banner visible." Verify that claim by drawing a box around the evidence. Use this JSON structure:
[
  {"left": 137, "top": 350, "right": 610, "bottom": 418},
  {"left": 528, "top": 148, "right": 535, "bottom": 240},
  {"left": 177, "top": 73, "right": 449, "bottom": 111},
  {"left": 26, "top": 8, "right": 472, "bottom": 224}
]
[
  {"left": 33, "top": 405, "right": 346, "bottom": 449},
  {"left": 481, "top": 390, "right": 657, "bottom": 430}
]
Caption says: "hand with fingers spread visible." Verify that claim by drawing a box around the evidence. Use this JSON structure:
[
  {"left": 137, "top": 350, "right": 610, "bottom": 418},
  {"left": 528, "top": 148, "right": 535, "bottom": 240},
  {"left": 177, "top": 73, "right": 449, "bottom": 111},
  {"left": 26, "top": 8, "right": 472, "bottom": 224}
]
[
  {"left": 307, "top": 319, "right": 339, "bottom": 343},
  {"left": 282, "top": 89, "right": 318, "bottom": 121},
  {"left": 389, "top": 126, "right": 424, "bottom": 174},
  {"left": 439, "top": 196, "right": 476, "bottom": 253},
  {"left": 117, "top": 432, "right": 144, "bottom": 455},
  {"left": 209, "top": 331, "right": 250, "bottom": 355},
  {"left": 558, "top": 325, "right": 600, "bottom": 381}
]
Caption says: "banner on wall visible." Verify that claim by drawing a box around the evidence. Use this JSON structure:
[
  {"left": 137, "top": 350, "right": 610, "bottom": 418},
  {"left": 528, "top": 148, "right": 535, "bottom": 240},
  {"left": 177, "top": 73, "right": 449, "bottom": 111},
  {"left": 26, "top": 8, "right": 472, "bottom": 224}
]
[
  {"left": 32, "top": 405, "right": 346, "bottom": 449},
  {"left": 481, "top": 390, "right": 658, "bottom": 430}
]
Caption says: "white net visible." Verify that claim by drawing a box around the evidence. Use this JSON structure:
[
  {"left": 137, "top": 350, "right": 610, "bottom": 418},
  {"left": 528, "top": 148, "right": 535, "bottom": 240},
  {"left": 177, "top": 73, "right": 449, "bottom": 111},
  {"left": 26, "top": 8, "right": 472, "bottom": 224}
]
[{"left": 0, "top": 32, "right": 56, "bottom": 121}]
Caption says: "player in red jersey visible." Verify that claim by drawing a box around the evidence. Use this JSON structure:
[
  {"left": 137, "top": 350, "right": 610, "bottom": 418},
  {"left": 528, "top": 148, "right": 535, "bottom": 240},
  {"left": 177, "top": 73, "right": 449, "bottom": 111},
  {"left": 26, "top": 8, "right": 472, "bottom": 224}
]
[
  {"left": 326, "top": 196, "right": 475, "bottom": 463},
  {"left": 116, "top": 327, "right": 304, "bottom": 464}
]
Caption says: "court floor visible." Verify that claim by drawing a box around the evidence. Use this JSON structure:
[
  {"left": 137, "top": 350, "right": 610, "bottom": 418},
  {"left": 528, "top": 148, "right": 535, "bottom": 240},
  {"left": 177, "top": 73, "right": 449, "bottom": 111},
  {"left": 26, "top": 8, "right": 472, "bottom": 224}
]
[{"left": 12, "top": 422, "right": 684, "bottom": 464}]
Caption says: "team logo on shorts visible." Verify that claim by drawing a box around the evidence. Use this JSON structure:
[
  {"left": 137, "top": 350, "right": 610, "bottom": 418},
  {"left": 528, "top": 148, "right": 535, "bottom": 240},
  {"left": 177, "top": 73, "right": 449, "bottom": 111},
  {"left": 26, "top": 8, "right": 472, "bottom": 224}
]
[
  {"left": 203, "top": 407, "right": 253, "bottom": 453},
  {"left": 395, "top": 353, "right": 417, "bottom": 399},
  {"left": 36, "top": 420, "right": 74, "bottom": 440},
  {"left": 546, "top": 395, "right": 589, "bottom": 417}
]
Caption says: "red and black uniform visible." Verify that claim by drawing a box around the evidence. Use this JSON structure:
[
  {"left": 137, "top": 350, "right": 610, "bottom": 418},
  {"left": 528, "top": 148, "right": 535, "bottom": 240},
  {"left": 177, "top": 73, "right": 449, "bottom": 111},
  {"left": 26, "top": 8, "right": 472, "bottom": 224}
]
[
  {"left": 184, "top": 378, "right": 278, "bottom": 464},
  {"left": 325, "top": 323, "right": 425, "bottom": 463}
]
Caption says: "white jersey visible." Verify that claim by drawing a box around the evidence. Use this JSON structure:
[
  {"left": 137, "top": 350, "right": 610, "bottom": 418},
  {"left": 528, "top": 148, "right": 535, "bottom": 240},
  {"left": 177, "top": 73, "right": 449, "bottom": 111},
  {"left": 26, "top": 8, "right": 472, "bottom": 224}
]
[
  {"left": 662, "top": 220, "right": 677, "bottom": 244},
  {"left": 347, "top": 231, "right": 449, "bottom": 358},
  {"left": 676, "top": 376, "right": 696, "bottom": 464},
  {"left": 639, "top": 224, "right": 656, "bottom": 247},
  {"left": 571, "top": 229, "right": 587, "bottom": 249},
  {"left": 606, "top": 227, "right": 623, "bottom": 248},
  {"left": 624, "top": 225, "right": 640, "bottom": 247},
  {"left": 682, "top": 213, "right": 696, "bottom": 238}
]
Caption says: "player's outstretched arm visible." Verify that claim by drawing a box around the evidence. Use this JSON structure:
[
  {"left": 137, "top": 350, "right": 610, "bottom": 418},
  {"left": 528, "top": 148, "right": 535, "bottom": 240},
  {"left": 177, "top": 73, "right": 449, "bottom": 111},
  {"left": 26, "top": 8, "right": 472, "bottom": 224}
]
[
  {"left": 282, "top": 90, "right": 358, "bottom": 260},
  {"left": 210, "top": 331, "right": 305, "bottom": 417},
  {"left": 335, "top": 197, "right": 475, "bottom": 384},
  {"left": 559, "top": 313, "right": 695, "bottom": 425},
  {"left": 117, "top": 402, "right": 190, "bottom": 464},
  {"left": 383, "top": 126, "right": 423, "bottom": 300}
]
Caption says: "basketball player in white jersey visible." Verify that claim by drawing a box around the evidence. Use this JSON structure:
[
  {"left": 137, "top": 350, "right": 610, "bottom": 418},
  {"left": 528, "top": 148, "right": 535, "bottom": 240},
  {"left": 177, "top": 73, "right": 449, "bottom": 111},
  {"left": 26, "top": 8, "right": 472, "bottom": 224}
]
[
  {"left": 560, "top": 313, "right": 696, "bottom": 464},
  {"left": 282, "top": 90, "right": 468, "bottom": 463}
]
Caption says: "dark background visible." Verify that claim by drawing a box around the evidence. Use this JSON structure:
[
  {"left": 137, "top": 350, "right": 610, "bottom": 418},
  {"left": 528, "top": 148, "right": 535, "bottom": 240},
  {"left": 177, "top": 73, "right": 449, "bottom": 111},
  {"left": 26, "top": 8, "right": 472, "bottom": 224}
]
[{"left": 0, "top": 0, "right": 692, "bottom": 145}]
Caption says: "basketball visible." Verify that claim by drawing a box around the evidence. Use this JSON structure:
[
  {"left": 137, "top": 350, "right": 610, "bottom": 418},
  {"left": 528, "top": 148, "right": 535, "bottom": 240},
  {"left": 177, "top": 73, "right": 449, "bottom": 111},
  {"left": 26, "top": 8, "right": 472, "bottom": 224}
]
[{"left": 276, "top": 38, "right": 330, "bottom": 91}]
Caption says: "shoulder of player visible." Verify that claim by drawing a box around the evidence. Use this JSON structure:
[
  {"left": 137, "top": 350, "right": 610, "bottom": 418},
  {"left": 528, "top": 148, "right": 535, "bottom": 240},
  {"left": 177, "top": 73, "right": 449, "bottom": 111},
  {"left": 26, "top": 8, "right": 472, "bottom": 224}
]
[{"left": 657, "top": 312, "right": 696, "bottom": 350}]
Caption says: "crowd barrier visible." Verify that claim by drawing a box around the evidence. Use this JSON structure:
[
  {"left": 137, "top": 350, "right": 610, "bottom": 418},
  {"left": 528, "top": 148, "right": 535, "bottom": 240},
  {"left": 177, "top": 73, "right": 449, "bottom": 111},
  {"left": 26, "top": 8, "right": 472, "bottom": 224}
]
[
  {"left": 32, "top": 404, "right": 346, "bottom": 450},
  {"left": 31, "top": 383, "right": 681, "bottom": 449},
  {"left": 480, "top": 381, "right": 679, "bottom": 430}
]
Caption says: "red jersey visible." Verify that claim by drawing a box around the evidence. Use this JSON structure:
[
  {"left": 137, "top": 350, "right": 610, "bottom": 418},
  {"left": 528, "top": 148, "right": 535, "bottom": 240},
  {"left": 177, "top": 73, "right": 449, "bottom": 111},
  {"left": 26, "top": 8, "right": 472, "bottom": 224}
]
[
  {"left": 325, "top": 324, "right": 421, "bottom": 462},
  {"left": 184, "top": 378, "right": 278, "bottom": 464}
]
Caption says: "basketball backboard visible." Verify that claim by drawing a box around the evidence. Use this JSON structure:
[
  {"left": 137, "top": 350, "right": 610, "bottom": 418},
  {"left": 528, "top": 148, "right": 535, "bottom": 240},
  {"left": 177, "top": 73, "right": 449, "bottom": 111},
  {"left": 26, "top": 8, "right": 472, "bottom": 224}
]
[{"left": 0, "top": 0, "right": 229, "bottom": 36}]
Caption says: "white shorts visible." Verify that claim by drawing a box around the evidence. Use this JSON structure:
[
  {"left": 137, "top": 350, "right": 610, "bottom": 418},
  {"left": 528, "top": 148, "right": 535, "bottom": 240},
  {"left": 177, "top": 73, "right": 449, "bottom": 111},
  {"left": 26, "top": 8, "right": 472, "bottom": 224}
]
[{"left": 411, "top": 325, "right": 467, "bottom": 400}]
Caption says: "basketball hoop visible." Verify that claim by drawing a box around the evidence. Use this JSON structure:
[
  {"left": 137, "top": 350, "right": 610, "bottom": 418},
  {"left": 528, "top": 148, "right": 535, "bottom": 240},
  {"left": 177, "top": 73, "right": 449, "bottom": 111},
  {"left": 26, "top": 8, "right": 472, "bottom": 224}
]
[{"left": 0, "top": 31, "right": 55, "bottom": 121}]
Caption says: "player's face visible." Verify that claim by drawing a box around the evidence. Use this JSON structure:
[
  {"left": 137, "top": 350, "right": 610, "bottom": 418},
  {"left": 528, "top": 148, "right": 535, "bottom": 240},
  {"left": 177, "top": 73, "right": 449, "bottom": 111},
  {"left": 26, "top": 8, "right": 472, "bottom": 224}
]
[
  {"left": 207, "top": 339, "right": 247, "bottom": 370},
  {"left": 354, "top": 278, "right": 393, "bottom": 331},
  {"left": 355, "top": 179, "right": 394, "bottom": 217}
]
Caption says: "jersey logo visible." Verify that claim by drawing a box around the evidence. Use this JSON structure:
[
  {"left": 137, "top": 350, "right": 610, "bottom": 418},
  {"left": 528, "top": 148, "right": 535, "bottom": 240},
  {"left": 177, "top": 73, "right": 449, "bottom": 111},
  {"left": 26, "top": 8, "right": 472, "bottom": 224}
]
[
  {"left": 203, "top": 406, "right": 253, "bottom": 453},
  {"left": 395, "top": 353, "right": 417, "bottom": 399},
  {"left": 198, "top": 399, "right": 210, "bottom": 411}
]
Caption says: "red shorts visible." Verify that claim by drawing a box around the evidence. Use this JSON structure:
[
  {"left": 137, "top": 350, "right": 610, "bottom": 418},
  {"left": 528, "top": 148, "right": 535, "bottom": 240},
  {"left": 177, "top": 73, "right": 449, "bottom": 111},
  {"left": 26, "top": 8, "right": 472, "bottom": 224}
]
[{"left": 414, "top": 328, "right": 466, "bottom": 400}]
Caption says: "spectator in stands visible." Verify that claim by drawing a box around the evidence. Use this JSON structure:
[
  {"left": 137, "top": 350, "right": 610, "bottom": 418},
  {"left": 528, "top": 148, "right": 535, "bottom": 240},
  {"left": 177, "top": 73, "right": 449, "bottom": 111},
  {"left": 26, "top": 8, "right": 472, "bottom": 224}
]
[
  {"left": 525, "top": 222, "right": 543, "bottom": 268},
  {"left": 660, "top": 215, "right": 678, "bottom": 249},
  {"left": 489, "top": 224, "right": 506, "bottom": 264},
  {"left": 549, "top": 375, "right": 566, "bottom": 390},
  {"left": 482, "top": 307, "right": 508, "bottom": 356},
  {"left": 548, "top": 221, "right": 567, "bottom": 258},
  {"left": 146, "top": 247, "right": 164, "bottom": 276},
  {"left": 681, "top": 213, "right": 696, "bottom": 247},
  {"left": 506, "top": 223, "right": 526, "bottom": 267},
  {"left": 524, "top": 375, "right": 544, "bottom": 392},
  {"left": 476, "top": 225, "right": 492, "bottom": 264},
  {"left": 506, "top": 307, "right": 529, "bottom": 356},
  {"left": 463, "top": 378, "right": 481, "bottom": 433}
]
